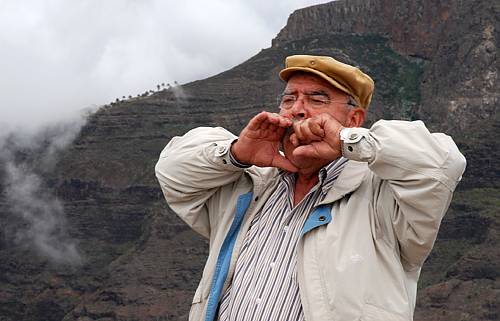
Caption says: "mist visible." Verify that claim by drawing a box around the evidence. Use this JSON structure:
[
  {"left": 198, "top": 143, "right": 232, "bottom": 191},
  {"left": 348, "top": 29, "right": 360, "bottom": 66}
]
[{"left": 0, "top": 111, "right": 93, "bottom": 265}]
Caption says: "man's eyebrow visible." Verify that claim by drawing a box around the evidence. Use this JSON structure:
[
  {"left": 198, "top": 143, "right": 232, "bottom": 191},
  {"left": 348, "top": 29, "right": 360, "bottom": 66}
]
[
  {"left": 281, "top": 89, "right": 330, "bottom": 96},
  {"left": 306, "top": 90, "right": 329, "bottom": 97},
  {"left": 282, "top": 89, "right": 296, "bottom": 95}
]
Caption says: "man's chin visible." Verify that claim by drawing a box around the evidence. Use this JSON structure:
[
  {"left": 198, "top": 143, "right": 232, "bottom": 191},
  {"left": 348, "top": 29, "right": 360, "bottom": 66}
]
[
  {"left": 285, "top": 150, "right": 319, "bottom": 171},
  {"left": 283, "top": 138, "right": 323, "bottom": 169},
  {"left": 286, "top": 148, "right": 335, "bottom": 175}
]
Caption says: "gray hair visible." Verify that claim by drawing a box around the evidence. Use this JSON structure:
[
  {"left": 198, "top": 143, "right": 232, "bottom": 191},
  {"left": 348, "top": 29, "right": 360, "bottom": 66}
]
[{"left": 347, "top": 95, "right": 358, "bottom": 108}]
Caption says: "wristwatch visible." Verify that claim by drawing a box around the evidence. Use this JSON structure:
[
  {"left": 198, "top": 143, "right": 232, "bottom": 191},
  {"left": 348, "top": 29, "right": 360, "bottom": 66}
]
[
  {"left": 340, "top": 127, "right": 364, "bottom": 156},
  {"left": 339, "top": 127, "right": 351, "bottom": 156},
  {"left": 339, "top": 127, "right": 351, "bottom": 142}
]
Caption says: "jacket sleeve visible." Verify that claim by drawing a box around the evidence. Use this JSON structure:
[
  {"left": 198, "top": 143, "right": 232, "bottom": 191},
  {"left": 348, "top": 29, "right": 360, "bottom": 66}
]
[
  {"left": 341, "top": 120, "right": 467, "bottom": 271},
  {"left": 154, "top": 126, "right": 248, "bottom": 239}
]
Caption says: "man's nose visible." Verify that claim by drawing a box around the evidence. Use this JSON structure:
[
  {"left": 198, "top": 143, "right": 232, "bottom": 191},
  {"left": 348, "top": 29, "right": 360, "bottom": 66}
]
[{"left": 290, "top": 97, "right": 307, "bottom": 120}]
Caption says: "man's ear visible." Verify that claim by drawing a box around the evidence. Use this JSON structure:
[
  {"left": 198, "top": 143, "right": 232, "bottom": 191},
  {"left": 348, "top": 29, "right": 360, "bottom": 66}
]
[{"left": 346, "top": 107, "right": 366, "bottom": 127}]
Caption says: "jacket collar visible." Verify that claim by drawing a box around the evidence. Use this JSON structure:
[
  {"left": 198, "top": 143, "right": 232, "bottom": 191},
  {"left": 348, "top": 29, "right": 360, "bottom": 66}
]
[{"left": 319, "top": 160, "right": 368, "bottom": 205}]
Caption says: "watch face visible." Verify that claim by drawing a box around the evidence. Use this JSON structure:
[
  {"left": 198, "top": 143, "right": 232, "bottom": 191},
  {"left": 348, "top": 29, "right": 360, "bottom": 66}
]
[{"left": 340, "top": 128, "right": 350, "bottom": 141}]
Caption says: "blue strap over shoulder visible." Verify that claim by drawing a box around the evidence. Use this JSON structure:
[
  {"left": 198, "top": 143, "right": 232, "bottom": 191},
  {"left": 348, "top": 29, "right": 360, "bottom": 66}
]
[
  {"left": 302, "top": 204, "right": 332, "bottom": 235},
  {"left": 204, "top": 191, "right": 253, "bottom": 321}
]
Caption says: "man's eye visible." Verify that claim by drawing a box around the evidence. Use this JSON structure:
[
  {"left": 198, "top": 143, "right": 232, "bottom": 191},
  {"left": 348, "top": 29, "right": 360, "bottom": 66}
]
[
  {"left": 310, "top": 96, "right": 329, "bottom": 104},
  {"left": 282, "top": 96, "right": 296, "bottom": 103}
]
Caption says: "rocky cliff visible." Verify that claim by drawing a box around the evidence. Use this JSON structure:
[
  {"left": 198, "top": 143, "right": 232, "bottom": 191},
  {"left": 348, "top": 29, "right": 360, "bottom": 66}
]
[{"left": 0, "top": 0, "right": 498, "bottom": 320}]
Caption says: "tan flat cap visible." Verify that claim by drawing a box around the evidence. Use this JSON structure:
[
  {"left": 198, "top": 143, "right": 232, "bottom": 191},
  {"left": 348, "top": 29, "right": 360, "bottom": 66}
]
[{"left": 279, "top": 55, "right": 375, "bottom": 110}]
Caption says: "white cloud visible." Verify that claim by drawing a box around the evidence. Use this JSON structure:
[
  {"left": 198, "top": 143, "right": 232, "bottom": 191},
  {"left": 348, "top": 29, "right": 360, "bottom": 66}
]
[{"left": 0, "top": 0, "right": 330, "bottom": 130}]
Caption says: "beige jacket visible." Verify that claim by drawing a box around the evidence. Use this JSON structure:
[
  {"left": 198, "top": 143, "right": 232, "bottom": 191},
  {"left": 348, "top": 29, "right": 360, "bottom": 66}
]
[{"left": 155, "top": 120, "right": 466, "bottom": 321}]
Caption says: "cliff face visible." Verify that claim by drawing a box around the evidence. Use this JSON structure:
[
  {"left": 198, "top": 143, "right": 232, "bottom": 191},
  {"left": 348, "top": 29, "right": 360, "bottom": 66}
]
[
  {"left": 273, "top": 0, "right": 455, "bottom": 59},
  {"left": 0, "top": 0, "right": 498, "bottom": 320}
]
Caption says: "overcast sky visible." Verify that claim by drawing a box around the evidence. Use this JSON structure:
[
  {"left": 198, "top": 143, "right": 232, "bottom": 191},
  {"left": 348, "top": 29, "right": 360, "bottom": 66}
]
[{"left": 0, "top": 0, "right": 330, "bottom": 131}]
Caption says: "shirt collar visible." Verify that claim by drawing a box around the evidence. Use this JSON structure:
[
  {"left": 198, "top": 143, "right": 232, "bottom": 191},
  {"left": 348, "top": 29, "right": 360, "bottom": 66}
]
[
  {"left": 319, "top": 157, "right": 349, "bottom": 193},
  {"left": 280, "top": 157, "right": 349, "bottom": 192}
]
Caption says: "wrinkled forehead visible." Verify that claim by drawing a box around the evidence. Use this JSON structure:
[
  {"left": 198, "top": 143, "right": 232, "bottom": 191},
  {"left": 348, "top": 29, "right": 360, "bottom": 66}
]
[{"left": 284, "top": 72, "right": 348, "bottom": 97}]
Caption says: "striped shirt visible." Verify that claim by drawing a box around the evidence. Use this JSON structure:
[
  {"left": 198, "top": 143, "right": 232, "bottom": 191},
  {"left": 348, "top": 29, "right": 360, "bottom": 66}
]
[{"left": 217, "top": 157, "right": 349, "bottom": 321}]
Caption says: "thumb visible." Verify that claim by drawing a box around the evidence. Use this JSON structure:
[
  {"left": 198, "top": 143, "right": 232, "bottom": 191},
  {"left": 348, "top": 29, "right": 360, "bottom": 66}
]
[{"left": 271, "top": 154, "right": 298, "bottom": 173}]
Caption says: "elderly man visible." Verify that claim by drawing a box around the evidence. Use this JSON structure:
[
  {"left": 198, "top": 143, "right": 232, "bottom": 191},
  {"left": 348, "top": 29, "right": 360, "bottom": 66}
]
[{"left": 155, "top": 55, "right": 466, "bottom": 321}]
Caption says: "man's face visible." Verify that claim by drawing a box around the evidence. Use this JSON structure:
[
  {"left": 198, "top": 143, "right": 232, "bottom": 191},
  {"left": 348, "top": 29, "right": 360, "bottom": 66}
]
[{"left": 278, "top": 73, "right": 363, "bottom": 171}]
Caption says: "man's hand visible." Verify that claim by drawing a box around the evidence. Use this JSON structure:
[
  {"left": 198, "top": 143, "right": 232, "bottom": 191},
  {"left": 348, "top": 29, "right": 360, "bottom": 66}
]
[
  {"left": 289, "top": 113, "right": 344, "bottom": 161},
  {"left": 231, "top": 112, "right": 298, "bottom": 172}
]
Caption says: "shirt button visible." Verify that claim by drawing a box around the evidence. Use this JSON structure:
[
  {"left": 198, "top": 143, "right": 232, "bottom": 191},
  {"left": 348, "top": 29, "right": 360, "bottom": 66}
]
[
  {"left": 270, "top": 262, "right": 276, "bottom": 268},
  {"left": 283, "top": 226, "right": 289, "bottom": 233},
  {"left": 319, "top": 216, "right": 326, "bottom": 221},
  {"left": 256, "top": 298, "right": 262, "bottom": 304},
  {"left": 349, "top": 133, "right": 359, "bottom": 140},
  {"left": 217, "top": 146, "right": 227, "bottom": 153}
]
